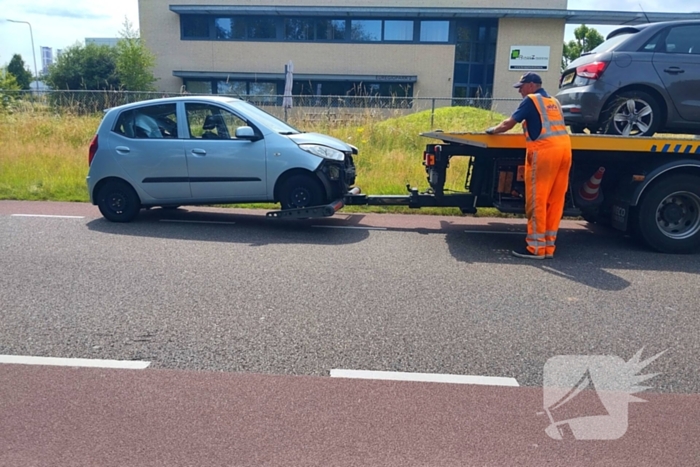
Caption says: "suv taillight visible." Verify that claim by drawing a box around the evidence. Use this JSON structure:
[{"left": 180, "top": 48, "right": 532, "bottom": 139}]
[
  {"left": 576, "top": 61, "right": 609, "bottom": 80},
  {"left": 88, "top": 134, "right": 98, "bottom": 166}
]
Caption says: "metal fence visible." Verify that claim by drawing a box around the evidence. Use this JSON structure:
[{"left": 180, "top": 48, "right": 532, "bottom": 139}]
[{"left": 0, "top": 90, "right": 521, "bottom": 125}]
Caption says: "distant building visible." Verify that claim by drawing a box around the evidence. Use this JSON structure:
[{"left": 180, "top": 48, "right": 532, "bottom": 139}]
[
  {"left": 41, "top": 46, "right": 53, "bottom": 74},
  {"left": 85, "top": 38, "right": 120, "bottom": 47}
]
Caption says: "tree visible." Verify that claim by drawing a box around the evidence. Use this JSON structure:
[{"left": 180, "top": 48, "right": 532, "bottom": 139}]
[
  {"left": 0, "top": 68, "right": 20, "bottom": 91},
  {"left": 115, "top": 18, "right": 157, "bottom": 91},
  {"left": 7, "top": 54, "right": 33, "bottom": 90},
  {"left": 562, "top": 25, "right": 605, "bottom": 69},
  {"left": 46, "top": 42, "right": 120, "bottom": 90}
]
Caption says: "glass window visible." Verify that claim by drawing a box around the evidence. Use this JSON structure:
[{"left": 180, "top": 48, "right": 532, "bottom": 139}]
[
  {"left": 217, "top": 81, "right": 247, "bottom": 96},
  {"left": 215, "top": 18, "right": 246, "bottom": 40},
  {"left": 182, "top": 15, "right": 210, "bottom": 39},
  {"left": 384, "top": 20, "right": 413, "bottom": 41},
  {"left": 456, "top": 43, "right": 472, "bottom": 62},
  {"left": 316, "top": 19, "right": 346, "bottom": 41},
  {"left": 351, "top": 20, "right": 381, "bottom": 41},
  {"left": 663, "top": 25, "right": 700, "bottom": 54},
  {"left": 114, "top": 104, "right": 178, "bottom": 139},
  {"left": 286, "top": 18, "right": 315, "bottom": 40},
  {"left": 420, "top": 21, "right": 449, "bottom": 42},
  {"left": 185, "top": 103, "right": 247, "bottom": 140},
  {"left": 248, "top": 18, "right": 277, "bottom": 40},
  {"left": 184, "top": 81, "right": 212, "bottom": 94},
  {"left": 249, "top": 82, "right": 277, "bottom": 103}
]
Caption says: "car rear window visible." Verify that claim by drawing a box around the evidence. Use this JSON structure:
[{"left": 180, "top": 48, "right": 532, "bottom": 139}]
[{"left": 587, "top": 32, "right": 635, "bottom": 54}]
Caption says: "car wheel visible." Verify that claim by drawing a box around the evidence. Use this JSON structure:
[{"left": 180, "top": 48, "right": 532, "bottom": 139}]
[
  {"left": 278, "top": 174, "right": 326, "bottom": 210},
  {"left": 633, "top": 174, "right": 700, "bottom": 253},
  {"left": 601, "top": 91, "right": 661, "bottom": 137},
  {"left": 97, "top": 180, "right": 141, "bottom": 222}
]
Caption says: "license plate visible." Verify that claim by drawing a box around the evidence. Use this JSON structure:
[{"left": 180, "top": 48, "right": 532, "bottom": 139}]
[
  {"left": 562, "top": 73, "right": 575, "bottom": 86},
  {"left": 611, "top": 204, "right": 629, "bottom": 231}
]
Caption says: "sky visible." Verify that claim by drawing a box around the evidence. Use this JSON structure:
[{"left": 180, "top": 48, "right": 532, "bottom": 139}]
[{"left": 0, "top": 0, "right": 697, "bottom": 74}]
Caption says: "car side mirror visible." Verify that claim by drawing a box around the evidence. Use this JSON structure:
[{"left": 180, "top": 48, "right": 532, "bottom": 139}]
[{"left": 235, "top": 126, "right": 260, "bottom": 140}]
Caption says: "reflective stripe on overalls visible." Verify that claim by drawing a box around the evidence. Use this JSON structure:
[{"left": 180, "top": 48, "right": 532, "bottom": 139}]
[{"left": 522, "top": 93, "right": 572, "bottom": 257}]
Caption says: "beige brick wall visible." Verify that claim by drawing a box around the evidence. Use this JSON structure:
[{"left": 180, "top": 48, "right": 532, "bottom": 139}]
[{"left": 492, "top": 18, "right": 566, "bottom": 116}]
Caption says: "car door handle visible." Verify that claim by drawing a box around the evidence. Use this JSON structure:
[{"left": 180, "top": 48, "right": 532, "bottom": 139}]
[
  {"left": 191, "top": 149, "right": 207, "bottom": 156},
  {"left": 664, "top": 67, "right": 685, "bottom": 74},
  {"left": 115, "top": 146, "right": 130, "bottom": 154}
]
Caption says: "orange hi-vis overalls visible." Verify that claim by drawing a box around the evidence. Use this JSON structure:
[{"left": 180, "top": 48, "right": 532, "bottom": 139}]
[{"left": 522, "top": 93, "right": 573, "bottom": 257}]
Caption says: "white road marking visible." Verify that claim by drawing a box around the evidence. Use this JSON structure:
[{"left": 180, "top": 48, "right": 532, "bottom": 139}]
[
  {"left": 0, "top": 355, "right": 150, "bottom": 369},
  {"left": 312, "top": 225, "right": 387, "bottom": 231},
  {"left": 464, "top": 230, "right": 524, "bottom": 235},
  {"left": 159, "top": 219, "right": 236, "bottom": 225},
  {"left": 330, "top": 369, "right": 519, "bottom": 387},
  {"left": 11, "top": 214, "right": 84, "bottom": 219}
]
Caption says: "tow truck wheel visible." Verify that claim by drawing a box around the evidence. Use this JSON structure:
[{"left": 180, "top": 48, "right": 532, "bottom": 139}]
[
  {"left": 634, "top": 175, "right": 700, "bottom": 253},
  {"left": 278, "top": 174, "right": 325, "bottom": 210}
]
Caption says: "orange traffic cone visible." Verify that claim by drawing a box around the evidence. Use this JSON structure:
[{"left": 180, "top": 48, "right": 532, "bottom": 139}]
[{"left": 578, "top": 167, "right": 605, "bottom": 202}]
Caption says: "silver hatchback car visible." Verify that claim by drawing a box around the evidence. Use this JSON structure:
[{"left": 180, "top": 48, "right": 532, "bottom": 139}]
[{"left": 87, "top": 96, "right": 357, "bottom": 222}]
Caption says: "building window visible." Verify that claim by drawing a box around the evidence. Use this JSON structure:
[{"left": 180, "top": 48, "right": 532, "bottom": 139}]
[
  {"left": 215, "top": 17, "right": 246, "bottom": 39},
  {"left": 350, "top": 20, "right": 381, "bottom": 41},
  {"left": 185, "top": 81, "right": 213, "bottom": 94},
  {"left": 384, "top": 20, "right": 414, "bottom": 41},
  {"left": 316, "top": 19, "right": 346, "bottom": 41},
  {"left": 285, "top": 18, "right": 315, "bottom": 41},
  {"left": 247, "top": 18, "right": 277, "bottom": 40},
  {"left": 453, "top": 20, "right": 498, "bottom": 101},
  {"left": 420, "top": 21, "right": 449, "bottom": 42},
  {"left": 182, "top": 15, "right": 210, "bottom": 39}
]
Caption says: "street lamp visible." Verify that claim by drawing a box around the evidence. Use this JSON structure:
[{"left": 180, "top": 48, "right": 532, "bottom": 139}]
[{"left": 6, "top": 19, "right": 40, "bottom": 92}]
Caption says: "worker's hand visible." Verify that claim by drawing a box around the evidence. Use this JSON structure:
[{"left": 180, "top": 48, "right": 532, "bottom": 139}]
[{"left": 485, "top": 127, "right": 496, "bottom": 135}]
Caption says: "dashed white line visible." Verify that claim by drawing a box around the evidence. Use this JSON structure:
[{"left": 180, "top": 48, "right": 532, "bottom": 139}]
[
  {"left": 11, "top": 214, "right": 85, "bottom": 219},
  {"left": 311, "top": 225, "right": 387, "bottom": 231},
  {"left": 330, "top": 369, "right": 519, "bottom": 387},
  {"left": 0, "top": 355, "right": 151, "bottom": 370},
  {"left": 159, "top": 219, "right": 236, "bottom": 225}
]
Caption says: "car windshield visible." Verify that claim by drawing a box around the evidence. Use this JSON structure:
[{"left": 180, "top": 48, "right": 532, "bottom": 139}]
[
  {"left": 228, "top": 99, "right": 302, "bottom": 135},
  {"left": 584, "top": 32, "right": 635, "bottom": 55}
]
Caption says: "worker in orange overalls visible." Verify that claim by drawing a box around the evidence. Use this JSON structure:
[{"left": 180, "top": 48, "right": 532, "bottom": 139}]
[{"left": 485, "top": 73, "right": 572, "bottom": 259}]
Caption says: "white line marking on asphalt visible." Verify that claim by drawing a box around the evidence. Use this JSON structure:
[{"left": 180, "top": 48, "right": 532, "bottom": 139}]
[
  {"left": 159, "top": 219, "right": 236, "bottom": 225},
  {"left": 464, "top": 230, "right": 524, "bottom": 235},
  {"left": 330, "top": 369, "right": 519, "bottom": 387},
  {"left": 0, "top": 355, "right": 151, "bottom": 369},
  {"left": 11, "top": 214, "right": 85, "bottom": 219},
  {"left": 311, "top": 225, "right": 387, "bottom": 231}
]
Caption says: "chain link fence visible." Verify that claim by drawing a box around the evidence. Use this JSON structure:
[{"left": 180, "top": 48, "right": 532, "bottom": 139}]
[{"left": 0, "top": 89, "right": 521, "bottom": 124}]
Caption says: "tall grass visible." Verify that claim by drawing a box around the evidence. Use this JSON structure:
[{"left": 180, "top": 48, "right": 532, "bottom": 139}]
[{"left": 0, "top": 104, "right": 507, "bottom": 213}]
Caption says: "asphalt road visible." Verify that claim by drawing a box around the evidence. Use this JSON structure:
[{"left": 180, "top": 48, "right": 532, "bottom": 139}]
[{"left": 0, "top": 201, "right": 698, "bottom": 466}]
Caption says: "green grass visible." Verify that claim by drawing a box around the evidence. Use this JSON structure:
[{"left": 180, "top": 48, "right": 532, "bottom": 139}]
[{"left": 0, "top": 105, "right": 509, "bottom": 216}]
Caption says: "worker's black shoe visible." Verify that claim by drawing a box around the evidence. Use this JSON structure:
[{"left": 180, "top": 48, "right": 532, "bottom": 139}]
[{"left": 511, "top": 247, "right": 545, "bottom": 260}]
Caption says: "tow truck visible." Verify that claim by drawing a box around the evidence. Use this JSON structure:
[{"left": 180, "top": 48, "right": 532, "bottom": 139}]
[{"left": 268, "top": 132, "right": 700, "bottom": 254}]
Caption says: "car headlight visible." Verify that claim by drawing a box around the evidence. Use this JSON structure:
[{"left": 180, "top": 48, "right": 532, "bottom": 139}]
[{"left": 299, "top": 144, "right": 345, "bottom": 161}]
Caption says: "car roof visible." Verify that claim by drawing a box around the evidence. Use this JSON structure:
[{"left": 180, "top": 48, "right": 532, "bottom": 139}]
[
  {"left": 607, "top": 19, "right": 700, "bottom": 40},
  {"left": 104, "top": 95, "right": 244, "bottom": 114}
]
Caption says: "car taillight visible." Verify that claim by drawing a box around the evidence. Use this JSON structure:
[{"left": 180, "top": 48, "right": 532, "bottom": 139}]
[
  {"left": 88, "top": 134, "right": 98, "bottom": 166},
  {"left": 576, "top": 61, "right": 609, "bottom": 80}
]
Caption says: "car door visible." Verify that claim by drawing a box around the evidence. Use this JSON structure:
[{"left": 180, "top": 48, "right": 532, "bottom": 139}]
[
  {"left": 183, "top": 102, "right": 267, "bottom": 201},
  {"left": 111, "top": 103, "right": 191, "bottom": 200},
  {"left": 652, "top": 24, "right": 700, "bottom": 122}
]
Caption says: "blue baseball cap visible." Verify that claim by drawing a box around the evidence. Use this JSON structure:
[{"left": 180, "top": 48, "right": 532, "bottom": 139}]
[{"left": 513, "top": 72, "right": 542, "bottom": 88}]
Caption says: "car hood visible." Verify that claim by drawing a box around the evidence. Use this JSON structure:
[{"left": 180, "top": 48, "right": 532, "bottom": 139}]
[{"left": 286, "top": 132, "right": 354, "bottom": 152}]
